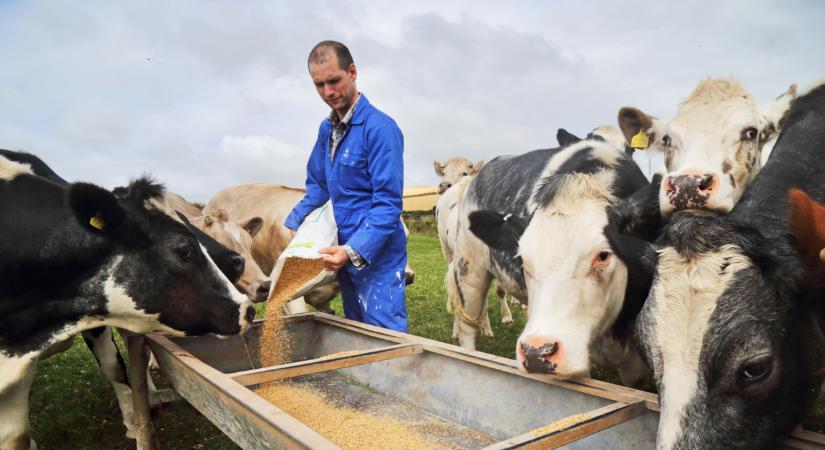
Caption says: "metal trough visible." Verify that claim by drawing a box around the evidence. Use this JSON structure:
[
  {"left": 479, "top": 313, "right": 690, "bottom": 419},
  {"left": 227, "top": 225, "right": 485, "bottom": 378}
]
[{"left": 127, "top": 313, "right": 825, "bottom": 449}]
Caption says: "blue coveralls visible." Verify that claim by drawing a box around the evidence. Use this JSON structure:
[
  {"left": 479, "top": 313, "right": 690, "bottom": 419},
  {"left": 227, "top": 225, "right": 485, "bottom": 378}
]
[{"left": 284, "top": 94, "right": 408, "bottom": 332}]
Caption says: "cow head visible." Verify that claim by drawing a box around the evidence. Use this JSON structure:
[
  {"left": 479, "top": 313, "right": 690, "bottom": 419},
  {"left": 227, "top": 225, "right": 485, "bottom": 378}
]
[
  {"left": 434, "top": 157, "right": 484, "bottom": 194},
  {"left": 609, "top": 212, "right": 825, "bottom": 450},
  {"left": 190, "top": 209, "right": 271, "bottom": 302},
  {"left": 619, "top": 78, "right": 796, "bottom": 216},
  {"left": 469, "top": 142, "right": 655, "bottom": 379},
  {"left": 77, "top": 178, "right": 255, "bottom": 337}
]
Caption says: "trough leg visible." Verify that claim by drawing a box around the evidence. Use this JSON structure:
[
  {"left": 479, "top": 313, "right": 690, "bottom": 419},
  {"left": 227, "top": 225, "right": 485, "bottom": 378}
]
[{"left": 128, "top": 334, "right": 154, "bottom": 450}]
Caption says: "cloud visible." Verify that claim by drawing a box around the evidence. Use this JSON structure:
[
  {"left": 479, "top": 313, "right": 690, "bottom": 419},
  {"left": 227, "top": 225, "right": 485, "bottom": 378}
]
[{"left": 0, "top": 0, "right": 823, "bottom": 202}]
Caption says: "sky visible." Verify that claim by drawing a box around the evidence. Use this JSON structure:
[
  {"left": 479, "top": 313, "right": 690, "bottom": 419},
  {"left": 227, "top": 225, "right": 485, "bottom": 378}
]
[{"left": 1, "top": 1, "right": 823, "bottom": 202}]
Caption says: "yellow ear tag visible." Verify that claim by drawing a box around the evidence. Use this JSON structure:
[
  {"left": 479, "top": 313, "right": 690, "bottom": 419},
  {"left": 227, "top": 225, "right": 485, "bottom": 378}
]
[
  {"left": 89, "top": 214, "right": 105, "bottom": 231},
  {"left": 630, "top": 129, "right": 649, "bottom": 149}
]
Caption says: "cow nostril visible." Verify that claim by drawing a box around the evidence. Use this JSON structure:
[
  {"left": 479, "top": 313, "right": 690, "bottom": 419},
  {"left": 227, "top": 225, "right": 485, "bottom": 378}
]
[
  {"left": 542, "top": 342, "right": 559, "bottom": 358},
  {"left": 698, "top": 174, "right": 715, "bottom": 191},
  {"left": 244, "top": 305, "right": 256, "bottom": 323},
  {"left": 256, "top": 282, "right": 271, "bottom": 301}
]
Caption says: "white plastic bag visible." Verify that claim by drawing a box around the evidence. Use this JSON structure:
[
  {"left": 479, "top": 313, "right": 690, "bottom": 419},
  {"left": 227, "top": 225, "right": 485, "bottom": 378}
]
[{"left": 269, "top": 201, "right": 338, "bottom": 307}]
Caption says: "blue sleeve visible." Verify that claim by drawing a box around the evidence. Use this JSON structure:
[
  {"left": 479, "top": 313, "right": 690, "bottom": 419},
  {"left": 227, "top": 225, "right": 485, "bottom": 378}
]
[
  {"left": 344, "top": 123, "right": 404, "bottom": 264},
  {"left": 284, "top": 127, "right": 330, "bottom": 230}
]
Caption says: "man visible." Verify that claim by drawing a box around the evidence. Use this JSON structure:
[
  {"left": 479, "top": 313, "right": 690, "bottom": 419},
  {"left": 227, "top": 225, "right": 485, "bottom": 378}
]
[{"left": 284, "top": 40, "right": 408, "bottom": 332}]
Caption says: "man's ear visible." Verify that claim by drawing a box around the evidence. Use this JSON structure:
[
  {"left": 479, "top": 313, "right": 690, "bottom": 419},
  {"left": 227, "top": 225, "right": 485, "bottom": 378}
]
[
  {"left": 758, "top": 83, "right": 797, "bottom": 142},
  {"left": 468, "top": 210, "right": 528, "bottom": 254},
  {"left": 434, "top": 161, "right": 445, "bottom": 176},
  {"left": 242, "top": 217, "right": 264, "bottom": 238},
  {"left": 471, "top": 159, "right": 485, "bottom": 175},
  {"left": 618, "top": 107, "right": 667, "bottom": 150},
  {"left": 556, "top": 128, "right": 582, "bottom": 147},
  {"left": 66, "top": 182, "right": 126, "bottom": 237}
]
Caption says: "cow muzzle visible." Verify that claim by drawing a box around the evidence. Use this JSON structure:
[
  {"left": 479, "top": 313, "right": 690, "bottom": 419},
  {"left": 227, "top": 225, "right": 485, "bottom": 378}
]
[
  {"left": 518, "top": 335, "right": 560, "bottom": 373},
  {"left": 438, "top": 181, "right": 452, "bottom": 194},
  {"left": 662, "top": 171, "right": 719, "bottom": 213}
]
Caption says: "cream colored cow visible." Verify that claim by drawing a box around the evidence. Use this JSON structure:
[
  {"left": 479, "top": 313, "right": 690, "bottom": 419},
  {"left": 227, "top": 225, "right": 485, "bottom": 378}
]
[{"left": 433, "top": 157, "right": 484, "bottom": 194}]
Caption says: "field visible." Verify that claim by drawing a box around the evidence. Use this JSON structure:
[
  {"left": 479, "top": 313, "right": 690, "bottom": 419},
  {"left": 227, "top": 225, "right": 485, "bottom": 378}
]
[{"left": 27, "top": 232, "right": 825, "bottom": 448}]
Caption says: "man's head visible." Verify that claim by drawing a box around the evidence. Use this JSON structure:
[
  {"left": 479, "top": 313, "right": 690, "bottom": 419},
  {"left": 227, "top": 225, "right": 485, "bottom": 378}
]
[{"left": 308, "top": 40, "right": 358, "bottom": 119}]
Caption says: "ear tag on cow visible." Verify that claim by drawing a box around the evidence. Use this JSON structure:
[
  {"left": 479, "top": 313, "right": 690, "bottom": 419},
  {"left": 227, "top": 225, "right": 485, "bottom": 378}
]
[
  {"left": 630, "top": 129, "right": 649, "bottom": 149},
  {"left": 89, "top": 213, "right": 105, "bottom": 231}
]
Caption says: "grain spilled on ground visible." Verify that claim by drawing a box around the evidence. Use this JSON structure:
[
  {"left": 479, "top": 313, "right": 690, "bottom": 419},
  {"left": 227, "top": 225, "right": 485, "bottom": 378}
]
[
  {"left": 256, "top": 382, "right": 440, "bottom": 450},
  {"left": 529, "top": 413, "right": 592, "bottom": 436},
  {"left": 259, "top": 257, "right": 325, "bottom": 366}
]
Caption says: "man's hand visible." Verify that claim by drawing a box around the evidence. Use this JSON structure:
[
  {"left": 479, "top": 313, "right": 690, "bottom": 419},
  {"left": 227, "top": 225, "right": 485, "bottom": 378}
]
[{"left": 318, "top": 246, "right": 350, "bottom": 271}]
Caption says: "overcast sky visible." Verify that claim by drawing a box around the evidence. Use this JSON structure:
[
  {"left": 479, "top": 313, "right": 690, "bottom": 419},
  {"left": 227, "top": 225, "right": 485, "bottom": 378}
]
[{"left": 1, "top": 1, "right": 823, "bottom": 202}]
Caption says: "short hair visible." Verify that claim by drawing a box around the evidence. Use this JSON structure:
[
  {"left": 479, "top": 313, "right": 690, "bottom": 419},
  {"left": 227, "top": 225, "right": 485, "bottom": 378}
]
[{"left": 308, "top": 40, "right": 354, "bottom": 71}]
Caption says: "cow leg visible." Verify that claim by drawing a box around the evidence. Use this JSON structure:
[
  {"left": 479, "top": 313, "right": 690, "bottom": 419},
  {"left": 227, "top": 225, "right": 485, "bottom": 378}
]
[
  {"left": 82, "top": 327, "right": 137, "bottom": 439},
  {"left": 496, "top": 285, "right": 514, "bottom": 325},
  {"left": 447, "top": 258, "right": 493, "bottom": 350},
  {"left": 0, "top": 361, "right": 36, "bottom": 450}
]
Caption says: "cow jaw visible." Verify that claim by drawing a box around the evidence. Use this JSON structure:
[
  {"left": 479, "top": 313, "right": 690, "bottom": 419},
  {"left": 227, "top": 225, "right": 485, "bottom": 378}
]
[
  {"left": 516, "top": 199, "right": 626, "bottom": 378},
  {"left": 644, "top": 245, "right": 751, "bottom": 450}
]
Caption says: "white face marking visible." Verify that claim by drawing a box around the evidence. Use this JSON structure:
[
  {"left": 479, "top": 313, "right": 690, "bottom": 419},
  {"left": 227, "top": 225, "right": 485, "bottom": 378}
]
[
  {"left": 197, "top": 243, "right": 252, "bottom": 332},
  {"left": 0, "top": 156, "right": 33, "bottom": 181},
  {"left": 651, "top": 245, "right": 751, "bottom": 449},
  {"left": 517, "top": 172, "right": 626, "bottom": 377}
]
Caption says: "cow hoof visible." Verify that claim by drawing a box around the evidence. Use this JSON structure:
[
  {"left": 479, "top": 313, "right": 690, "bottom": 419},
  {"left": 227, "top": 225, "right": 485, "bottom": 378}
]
[
  {"left": 481, "top": 328, "right": 494, "bottom": 337},
  {"left": 501, "top": 317, "right": 514, "bottom": 325}
]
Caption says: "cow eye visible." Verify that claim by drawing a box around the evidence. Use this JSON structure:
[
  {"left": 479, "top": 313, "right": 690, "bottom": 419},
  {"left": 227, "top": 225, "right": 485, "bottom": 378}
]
[
  {"left": 593, "top": 250, "right": 611, "bottom": 266},
  {"left": 738, "top": 356, "right": 772, "bottom": 384},
  {"left": 741, "top": 127, "right": 758, "bottom": 141},
  {"left": 174, "top": 242, "right": 195, "bottom": 261},
  {"left": 461, "top": 172, "right": 468, "bottom": 176}
]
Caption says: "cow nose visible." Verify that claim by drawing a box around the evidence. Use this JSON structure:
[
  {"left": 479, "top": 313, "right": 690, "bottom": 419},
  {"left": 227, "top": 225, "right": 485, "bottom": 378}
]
[
  {"left": 255, "top": 280, "right": 271, "bottom": 302},
  {"left": 519, "top": 336, "right": 560, "bottom": 373},
  {"left": 664, "top": 172, "right": 718, "bottom": 210},
  {"left": 244, "top": 304, "right": 256, "bottom": 324},
  {"left": 230, "top": 254, "right": 245, "bottom": 279},
  {"left": 438, "top": 182, "right": 452, "bottom": 194}
]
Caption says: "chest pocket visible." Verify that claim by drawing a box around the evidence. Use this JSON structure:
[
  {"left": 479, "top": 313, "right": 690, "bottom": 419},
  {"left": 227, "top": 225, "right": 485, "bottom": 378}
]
[{"left": 338, "top": 146, "right": 370, "bottom": 190}]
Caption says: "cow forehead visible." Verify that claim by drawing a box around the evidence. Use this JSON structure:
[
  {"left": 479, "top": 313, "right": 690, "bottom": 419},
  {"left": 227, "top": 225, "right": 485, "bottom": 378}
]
[
  {"left": 649, "top": 244, "right": 752, "bottom": 448},
  {"left": 0, "top": 155, "right": 34, "bottom": 180},
  {"left": 671, "top": 101, "right": 759, "bottom": 140}
]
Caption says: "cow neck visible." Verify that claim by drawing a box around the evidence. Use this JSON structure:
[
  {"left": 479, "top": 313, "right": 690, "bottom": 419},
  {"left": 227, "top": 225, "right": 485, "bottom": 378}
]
[{"left": 730, "top": 84, "right": 825, "bottom": 233}]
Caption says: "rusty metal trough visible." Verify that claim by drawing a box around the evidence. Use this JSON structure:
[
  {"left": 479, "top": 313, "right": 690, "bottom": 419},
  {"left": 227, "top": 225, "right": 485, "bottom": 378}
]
[{"left": 127, "top": 313, "right": 825, "bottom": 449}]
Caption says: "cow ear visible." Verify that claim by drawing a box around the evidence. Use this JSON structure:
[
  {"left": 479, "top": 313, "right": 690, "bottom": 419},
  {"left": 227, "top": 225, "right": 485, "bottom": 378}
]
[
  {"left": 788, "top": 188, "right": 825, "bottom": 283},
  {"left": 242, "top": 217, "right": 264, "bottom": 238},
  {"left": 472, "top": 159, "right": 485, "bottom": 174},
  {"left": 604, "top": 226, "right": 657, "bottom": 282},
  {"left": 556, "top": 128, "right": 582, "bottom": 147},
  {"left": 612, "top": 174, "right": 664, "bottom": 239},
  {"left": 67, "top": 182, "right": 126, "bottom": 236},
  {"left": 468, "top": 210, "right": 527, "bottom": 253},
  {"left": 618, "top": 107, "right": 666, "bottom": 150},
  {"left": 433, "top": 161, "right": 445, "bottom": 176},
  {"left": 758, "top": 83, "right": 797, "bottom": 142}
]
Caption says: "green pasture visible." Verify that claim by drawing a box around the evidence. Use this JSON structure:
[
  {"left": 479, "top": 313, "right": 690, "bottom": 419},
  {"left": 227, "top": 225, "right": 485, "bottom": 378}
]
[{"left": 27, "top": 232, "right": 825, "bottom": 448}]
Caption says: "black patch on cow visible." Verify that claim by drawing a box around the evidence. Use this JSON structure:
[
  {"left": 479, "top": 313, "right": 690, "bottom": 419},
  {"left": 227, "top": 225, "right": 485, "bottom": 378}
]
[
  {"left": 468, "top": 210, "right": 528, "bottom": 255},
  {"left": 0, "top": 149, "right": 68, "bottom": 184}
]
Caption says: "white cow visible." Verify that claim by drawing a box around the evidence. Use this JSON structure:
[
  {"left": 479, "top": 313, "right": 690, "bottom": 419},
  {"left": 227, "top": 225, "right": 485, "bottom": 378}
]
[
  {"left": 433, "top": 157, "right": 484, "bottom": 194},
  {"left": 618, "top": 78, "right": 796, "bottom": 216}
]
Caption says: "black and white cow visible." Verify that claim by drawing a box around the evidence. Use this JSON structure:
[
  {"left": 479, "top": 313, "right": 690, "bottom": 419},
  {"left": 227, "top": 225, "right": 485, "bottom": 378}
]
[
  {"left": 608, "top": 81, "right": 825, "bottom": 449},
  {"left": 0, "top": 153, "right": 255, "bottom": 449},
  {"left": 618, "top": 78, "right": 796, "bottom": 217},
  {"left": 0, "top": 150, "right": 247, "bottom": 440},
  {"left": 454, "top": 133, "right": 661, "bottom": 386}
]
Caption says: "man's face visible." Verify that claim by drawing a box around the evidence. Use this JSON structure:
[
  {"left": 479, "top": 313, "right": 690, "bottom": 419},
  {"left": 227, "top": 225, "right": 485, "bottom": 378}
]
[{"left": 309, "top": 52, "right": 358, "bottom": 119}]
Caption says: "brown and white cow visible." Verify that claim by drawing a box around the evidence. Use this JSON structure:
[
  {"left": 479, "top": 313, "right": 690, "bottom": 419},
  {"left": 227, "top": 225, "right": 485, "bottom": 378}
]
[
  {"left": 618, "top": 78, "right": 796, "bottom": 217},
  {"left": 434, "top": 157, "right": 484, "bottom": 194},
  {"left": 188, "top": 209, "right": 271, "bottom": 302}
]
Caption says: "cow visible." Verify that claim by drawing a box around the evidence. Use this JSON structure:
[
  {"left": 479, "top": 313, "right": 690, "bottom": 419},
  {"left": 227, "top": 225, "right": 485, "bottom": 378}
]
[
  {"left": 0, "top": 150, "right": 248, "bottom": 440},
  {"left": 452, "top": 134, "right": 661, "bottom": 387},
  {"left": 433, "top": 157, "right": 484, "bottom": 194},
  {"left": 607, "top": 80, "right": 825, "bottom": 449},
  {"left": 618, "top": 78, "right": 796, "bottom": 217},
  {"left": 0, "top": 153, "right": 255, "bottom": 449},
  {"left": 188, "top": 209, "right": 271, "bottom": 302}
]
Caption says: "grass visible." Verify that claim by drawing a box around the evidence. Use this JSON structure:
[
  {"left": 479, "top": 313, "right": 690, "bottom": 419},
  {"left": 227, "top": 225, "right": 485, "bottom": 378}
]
[{"left": 26, "top": 232, "right": 825, "bottom": 448}]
